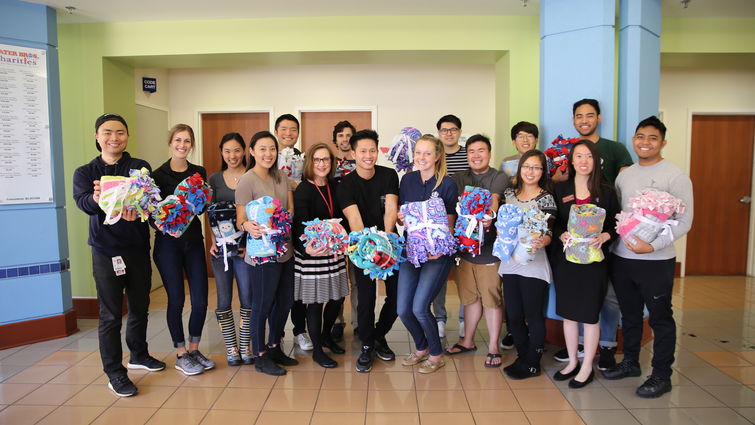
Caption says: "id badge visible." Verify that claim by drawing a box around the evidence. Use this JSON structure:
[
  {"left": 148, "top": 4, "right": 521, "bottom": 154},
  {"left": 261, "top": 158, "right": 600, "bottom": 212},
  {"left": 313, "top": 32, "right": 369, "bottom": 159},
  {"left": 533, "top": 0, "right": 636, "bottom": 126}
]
[{"left": 112, "top": 256, "right": 127, "bottom": 276}]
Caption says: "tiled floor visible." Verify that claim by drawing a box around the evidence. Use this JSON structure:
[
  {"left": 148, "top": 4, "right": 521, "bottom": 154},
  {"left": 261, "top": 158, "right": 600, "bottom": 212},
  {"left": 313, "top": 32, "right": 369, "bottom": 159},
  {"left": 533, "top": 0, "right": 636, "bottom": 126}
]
[{"left": 3, "top": 276, "right": 755, "bottom": 424}]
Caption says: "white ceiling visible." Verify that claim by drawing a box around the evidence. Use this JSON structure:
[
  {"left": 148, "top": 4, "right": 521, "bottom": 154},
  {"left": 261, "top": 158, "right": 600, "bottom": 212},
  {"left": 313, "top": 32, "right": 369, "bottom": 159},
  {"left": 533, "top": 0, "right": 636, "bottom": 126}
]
[{"left": 24, "top": 0, "right": 755, "bottom": 24}]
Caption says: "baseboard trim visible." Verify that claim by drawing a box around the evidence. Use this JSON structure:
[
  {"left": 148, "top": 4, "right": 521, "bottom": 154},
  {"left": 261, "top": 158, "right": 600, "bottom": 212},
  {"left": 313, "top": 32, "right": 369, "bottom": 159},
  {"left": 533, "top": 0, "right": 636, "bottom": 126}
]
[
  {"left": 0, "top": 311, "right": 79, "bottom": 350},
  {"left": 73, "top": 297, "right": 128, "bottom": 319}
]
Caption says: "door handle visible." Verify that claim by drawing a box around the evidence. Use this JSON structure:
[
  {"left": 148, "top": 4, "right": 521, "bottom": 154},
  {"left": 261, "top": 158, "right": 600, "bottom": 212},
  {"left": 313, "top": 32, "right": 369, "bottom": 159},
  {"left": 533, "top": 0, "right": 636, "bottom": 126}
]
[{"left": 740, "top": 196, "right": 752, "bottom": 204}]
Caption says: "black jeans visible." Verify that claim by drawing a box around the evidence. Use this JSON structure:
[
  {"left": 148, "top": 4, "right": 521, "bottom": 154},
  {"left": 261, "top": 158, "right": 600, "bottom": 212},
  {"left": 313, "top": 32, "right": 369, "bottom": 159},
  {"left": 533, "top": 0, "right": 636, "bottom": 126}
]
[
  {"left": 153, "top": 237, "right": 209, "bottom": 347},
  {"left": 92, "top": 249, "right": 152, "bottom": 379},
  {"left": 502, "top": 274, "right": 548, "bottom": 358},
  {"left": 611, "top": 255, "right": 677, "bottom": 379},
  {"left": 352, "top": 262, "right": 398, "bottom": 347},
  {"left": 291, "top": 300, "right": 307, "bottom": 335},
  {"left": 248, "top": 257, "right": 295, "bottom": 356}
]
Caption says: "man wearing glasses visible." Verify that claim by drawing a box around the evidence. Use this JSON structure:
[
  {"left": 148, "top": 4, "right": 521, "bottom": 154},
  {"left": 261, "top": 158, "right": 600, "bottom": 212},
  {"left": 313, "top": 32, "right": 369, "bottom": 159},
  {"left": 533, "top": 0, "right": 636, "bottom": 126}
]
[
  {"left": 436, "top": 114, "right": 468, "bottom": 339},
  {"left": 500, "top": 121, "right": 540, "bottom": 185}
]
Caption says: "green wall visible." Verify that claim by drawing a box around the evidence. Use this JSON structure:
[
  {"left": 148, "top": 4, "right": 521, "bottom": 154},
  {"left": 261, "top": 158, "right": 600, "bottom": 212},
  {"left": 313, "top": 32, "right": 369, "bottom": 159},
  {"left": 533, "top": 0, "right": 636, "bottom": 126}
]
[{"left": 58, "top": 15, "right": 755, "bottom": 297}]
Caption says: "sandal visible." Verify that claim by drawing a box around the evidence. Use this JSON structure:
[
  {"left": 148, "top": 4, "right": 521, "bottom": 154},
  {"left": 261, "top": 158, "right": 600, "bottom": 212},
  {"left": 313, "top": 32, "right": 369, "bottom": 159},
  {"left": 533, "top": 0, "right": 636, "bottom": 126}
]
[
  {"left": 485, "top": 353, "right": 502, "bottom": 368},
  {"left": 445, "top": 343, "right": 477, "bottom": 356}
]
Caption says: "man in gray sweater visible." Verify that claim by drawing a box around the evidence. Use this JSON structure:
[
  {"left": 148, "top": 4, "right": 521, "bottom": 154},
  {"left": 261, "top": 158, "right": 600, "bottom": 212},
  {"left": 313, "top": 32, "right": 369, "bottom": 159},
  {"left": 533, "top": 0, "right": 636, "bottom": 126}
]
[{"left": 603, "top": 116, "right": 694, "bottom": 398}]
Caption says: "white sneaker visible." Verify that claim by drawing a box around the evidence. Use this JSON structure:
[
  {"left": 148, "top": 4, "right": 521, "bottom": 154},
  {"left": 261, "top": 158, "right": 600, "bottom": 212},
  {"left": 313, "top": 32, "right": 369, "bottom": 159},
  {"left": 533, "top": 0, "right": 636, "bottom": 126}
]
[
  {"left": 437, "top": 321, "right": 446, "bottom": 338},
  {"left": 296, "top": 332, "right": 314, "bottom": 351},
  {"left": 459, "top": 320, "right": 465, "bottom": 338}
]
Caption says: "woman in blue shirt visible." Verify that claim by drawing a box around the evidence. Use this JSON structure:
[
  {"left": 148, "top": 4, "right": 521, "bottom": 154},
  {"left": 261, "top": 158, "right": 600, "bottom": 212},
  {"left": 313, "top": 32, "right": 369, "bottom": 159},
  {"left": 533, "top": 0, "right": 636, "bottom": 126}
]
[{"left": 396, "top": 134, "right": 458, "bottom": 374}]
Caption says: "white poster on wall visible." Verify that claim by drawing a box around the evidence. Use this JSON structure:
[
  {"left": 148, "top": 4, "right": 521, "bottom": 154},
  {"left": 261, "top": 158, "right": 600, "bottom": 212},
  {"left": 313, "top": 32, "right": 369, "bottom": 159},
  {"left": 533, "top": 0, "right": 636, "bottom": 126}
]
[{"left": 0, "top": 43, "right": 52, "bottom": 204}]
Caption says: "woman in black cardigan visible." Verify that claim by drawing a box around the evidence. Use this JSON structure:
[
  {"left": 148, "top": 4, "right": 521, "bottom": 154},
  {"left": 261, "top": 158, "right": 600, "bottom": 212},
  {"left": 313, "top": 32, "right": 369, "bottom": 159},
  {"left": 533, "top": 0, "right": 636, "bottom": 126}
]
[
  {"left": 550, "top": 140, "right": 620, "bottom": 389},
  {"left": 293, "top": 143, "right": 350, "bottom": 368}
]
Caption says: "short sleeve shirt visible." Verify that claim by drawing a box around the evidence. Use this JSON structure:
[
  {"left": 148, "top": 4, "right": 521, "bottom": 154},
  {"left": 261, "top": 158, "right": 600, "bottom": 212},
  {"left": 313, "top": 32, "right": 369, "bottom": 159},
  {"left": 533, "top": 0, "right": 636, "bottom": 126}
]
[
  {"left": 452, "top": 167, "right": 508, "bottom": 264},
  {"left": 445, "top": 145, "right": 469, "bottom": 176},
  {"left": 235, "top": 168, "right": 293, "bottom": 263},
  {"left": 336, "top": 165, "right": 399, "bottom": 231},
  {"left": 596, "top": 138, "right": 633, "bottom": 184},
  {"left": 398, "top": 171, "right": 458, "bottom": 215}
]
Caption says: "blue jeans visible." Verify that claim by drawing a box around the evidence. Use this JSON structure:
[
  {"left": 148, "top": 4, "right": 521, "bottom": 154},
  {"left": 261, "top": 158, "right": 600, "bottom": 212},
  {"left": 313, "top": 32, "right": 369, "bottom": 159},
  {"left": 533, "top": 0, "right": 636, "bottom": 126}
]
[
  {"left": 211, "top": 255, "right": 252, "bottom": 310},
  {"left": 397, "top": 256, "right": 453, "bottom": 356},
  {"left": 247, "top": 258, "right": 294, "bottom": 356},
  {"left": 153, "top": 237, "right": 209, "bottom": 348}
]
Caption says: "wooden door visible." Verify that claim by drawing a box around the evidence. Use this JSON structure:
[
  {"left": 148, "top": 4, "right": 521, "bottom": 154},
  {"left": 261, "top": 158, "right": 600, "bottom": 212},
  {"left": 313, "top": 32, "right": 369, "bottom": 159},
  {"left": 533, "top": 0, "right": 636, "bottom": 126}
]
[
  {"left": 686, "top": 115, "right": 755, "bottom": 275},
  {"left": 201, "top": 112, "right": 270, "bottom": 277},
  {"left": 300, "top": 111, "right": 372, "bottom": 153}
]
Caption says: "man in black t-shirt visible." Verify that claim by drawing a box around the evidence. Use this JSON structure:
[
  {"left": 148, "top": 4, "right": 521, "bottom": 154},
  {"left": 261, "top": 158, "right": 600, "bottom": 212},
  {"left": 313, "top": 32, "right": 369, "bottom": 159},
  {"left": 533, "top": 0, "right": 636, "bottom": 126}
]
[{"left": 337, "top": 129, "right": 400, "bottom": 373}]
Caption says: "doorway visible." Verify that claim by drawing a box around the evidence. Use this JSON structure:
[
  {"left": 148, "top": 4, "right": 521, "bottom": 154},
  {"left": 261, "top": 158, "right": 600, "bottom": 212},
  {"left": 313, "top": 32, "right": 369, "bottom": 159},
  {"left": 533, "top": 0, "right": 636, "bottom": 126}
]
[
  {"left": 300, "top": 111, "right": 373, "bottom": 153},
  {"left": 686, "top": 115, "right": 755, "bottom": 275},
  {"left": 200, "top": 111, "right": 271, "bottom": 277}
]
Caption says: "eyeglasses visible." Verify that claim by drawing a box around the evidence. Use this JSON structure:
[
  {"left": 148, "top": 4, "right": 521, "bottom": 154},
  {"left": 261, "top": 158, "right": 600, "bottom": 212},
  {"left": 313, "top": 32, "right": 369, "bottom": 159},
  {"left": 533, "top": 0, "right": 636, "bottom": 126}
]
[
  {"left": 439, "top": 127, "right": 460, "bottom": 134},
  {"left": 521, "top": 165, "right": 543, "bottom": 171},
  {"left": 312, "top": 157, "right": 331, "bottom": 164},
  {"left": 515, "top": 133, "right": 536, "bottom": 141}
]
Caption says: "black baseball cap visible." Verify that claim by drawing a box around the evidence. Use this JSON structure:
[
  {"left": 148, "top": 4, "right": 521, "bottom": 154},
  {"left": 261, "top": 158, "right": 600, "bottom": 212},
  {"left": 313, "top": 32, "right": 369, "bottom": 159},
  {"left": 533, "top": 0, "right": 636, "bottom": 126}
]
[{"left": 94, "top": 113, "right": 129, "bottom": 152}]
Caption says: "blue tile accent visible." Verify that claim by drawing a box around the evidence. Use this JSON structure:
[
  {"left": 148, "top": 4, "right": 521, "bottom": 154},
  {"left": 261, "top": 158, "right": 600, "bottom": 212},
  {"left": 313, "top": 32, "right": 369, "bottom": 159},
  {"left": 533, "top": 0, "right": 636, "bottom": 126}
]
[
  {"left": 7, "top": 268, "right": 18, "bottom": 278},
  {"left": 18, "top": 267, "right": 29, "bottom": 276},
  {"left": 29, "top": 265, "right": 40, "bottom": 275},
  {"left": 0, "top": 260, "right": 71, "bottom": 280},
  {"left": 50, "top": 263, "right": 60, "bottom": 272},
  {"left": 0, "top": 269, "right": 5, "bottom": 279},
  {"left": 40, "top": 264, "right": 50, "bottom": 273}
]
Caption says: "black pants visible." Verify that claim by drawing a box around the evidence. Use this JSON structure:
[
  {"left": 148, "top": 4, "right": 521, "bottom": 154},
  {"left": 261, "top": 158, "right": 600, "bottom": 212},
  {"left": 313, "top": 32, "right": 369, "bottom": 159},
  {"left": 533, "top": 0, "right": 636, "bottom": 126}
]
[
  {"left": 92, "top": 250, "right": 152, "bottom": 379},
  {"left": 291, "top": 300, "right": 307, "bottom": 335},
  {"left": 306, "top": 298, "right": 345, "bottom": 352},
  {"left": 502, "top": 274, "right": 548, "bottom": 359},
  {"left": 611, "top": 255, "right": 676, "bottom": 379},
  {"left": 352, "top": 263, "right": 398, "bottom": 347}
]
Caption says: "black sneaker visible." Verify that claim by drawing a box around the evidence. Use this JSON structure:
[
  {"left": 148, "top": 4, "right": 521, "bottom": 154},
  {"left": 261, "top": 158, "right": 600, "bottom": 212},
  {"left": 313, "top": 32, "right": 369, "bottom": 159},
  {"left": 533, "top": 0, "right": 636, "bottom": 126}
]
[
  {"left": 603, "top": 359, "right": 642, "bottom": 380},
  {"left": 553, "top": 345, "right": 584, "bottom": 362},
  {"left": 636, "top": 375, "right": 672, "bottom": 398},
  {"left": 108, "top": 375, "right": 137, "bottom": 397},
  {"left": 375, "top": 339, "right": 396, "bottom": 361},
  {"left": 267, "top": 345, "right": 299, "bottom": 366},
  {"left": 331, "top": 323, "right": 345, "bottom": 341},
  {"left": 254, "top": 353, "right": 287, "bottom": 376},
  {"left": 500, "top": 333, "right": 514, "bottom": 350},
  {"left": 597, "top": 346, "right": 617, "bottom": 371},
  {"left": 127, "top": 355, "right": 166, "bottom": 372},
  {"left": 356, "top": 345, "right": 375, "bottom": 373}
]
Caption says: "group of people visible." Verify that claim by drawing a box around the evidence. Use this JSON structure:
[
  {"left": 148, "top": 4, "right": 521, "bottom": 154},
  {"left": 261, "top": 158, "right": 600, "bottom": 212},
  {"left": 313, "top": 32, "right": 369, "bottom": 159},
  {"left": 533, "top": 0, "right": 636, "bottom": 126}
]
[{"left": 73, "top": 98, "right": 692, "bottom": 401}]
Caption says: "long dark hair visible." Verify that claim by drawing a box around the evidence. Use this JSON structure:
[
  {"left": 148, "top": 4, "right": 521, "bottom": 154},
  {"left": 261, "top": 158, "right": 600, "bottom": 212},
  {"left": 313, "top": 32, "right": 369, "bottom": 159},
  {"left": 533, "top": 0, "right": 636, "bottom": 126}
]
[
  {"left": 567, "top": 139, "right": 604, "bottom": 201},
  {"left": 514, "top": 149, "right": 551, "bottom": 194},
  {"left": 247, "top": 130, "right": 281, "bottom": 182},
  {"left": 219, "top": 132, "right": 247, "bottom": 170}
]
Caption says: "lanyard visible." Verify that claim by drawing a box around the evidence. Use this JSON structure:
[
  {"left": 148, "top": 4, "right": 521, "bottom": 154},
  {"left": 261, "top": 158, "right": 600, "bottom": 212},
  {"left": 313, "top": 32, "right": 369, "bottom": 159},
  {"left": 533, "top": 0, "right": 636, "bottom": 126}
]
[{"left": 312, "top": 181, "right": 334, "bottom": 218}]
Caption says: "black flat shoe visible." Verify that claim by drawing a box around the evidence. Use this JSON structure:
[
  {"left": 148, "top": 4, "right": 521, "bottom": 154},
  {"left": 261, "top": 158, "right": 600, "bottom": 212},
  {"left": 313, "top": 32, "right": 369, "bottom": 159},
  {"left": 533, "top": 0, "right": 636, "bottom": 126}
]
[
  {"left": 321, "top": 338, "right": 346, "bottom": 355},
  {"left": 314, "top": 352, "right": 338, "bottom": 369},
  {"left": 553, "top": 362, "right": 581, "bottom": 381},
  {"left": 568, "top": 370, "right": 595, "bottom": 388}
]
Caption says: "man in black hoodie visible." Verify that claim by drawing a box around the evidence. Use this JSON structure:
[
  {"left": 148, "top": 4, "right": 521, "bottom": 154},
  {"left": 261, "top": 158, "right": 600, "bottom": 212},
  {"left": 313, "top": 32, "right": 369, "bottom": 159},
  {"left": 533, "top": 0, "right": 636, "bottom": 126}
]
[{"left": 73, "top": 114, "right": 165, "bottom": 397}]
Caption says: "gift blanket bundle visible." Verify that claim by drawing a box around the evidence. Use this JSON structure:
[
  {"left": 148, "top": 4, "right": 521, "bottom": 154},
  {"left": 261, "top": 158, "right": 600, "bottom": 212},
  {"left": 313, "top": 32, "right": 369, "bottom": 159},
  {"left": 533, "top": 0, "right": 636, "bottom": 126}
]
[
  {"left": 400, "top": 196, "right": 457, "bottom": 267},
  {"left": 563, "top": 203, "right": 606, "bottom": 264},
  {"left": 98, "top": 167, "right": 162, "bottom": 224},
  {"left": 278, "top": 147, "right": 304, "bottom": 182},
  {"left": 615, "top": 188, "right": 686, "bottom": 244},
  {"left": 245, "top": 196, "right": 292, "bottom": 264},
  {"left": 208, "top": 201, "right": 245, "bottom": 271},
  {"left": 153, "top": 173, "right": 212, "bottom": 237},
  {"left": 300, "top": 218, "right": 349, "bottom": 257},
  {"left": 454, "top": 186, "right": 494, "bottom": 256},
  {"left": 347, "top": 227, "right": 405, "bottom": 280},
  {"left": 386, "top": 127, "right": 422, "bottom": 173},
  {"left": 512, "top": 208, "right": 551, "bottom": 264},
  {"left": 492, "top": 204, "right": 523, "bottom": 262},
  {"left": 544, "top": 135, "right": 580, "bottom": 177}
]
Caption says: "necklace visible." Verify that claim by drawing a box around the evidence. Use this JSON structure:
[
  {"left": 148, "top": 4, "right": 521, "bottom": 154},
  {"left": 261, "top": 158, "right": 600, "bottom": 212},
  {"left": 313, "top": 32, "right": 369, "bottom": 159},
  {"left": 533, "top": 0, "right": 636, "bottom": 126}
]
[{"left": 311, "top": 180, "right": 334, "bottom": 218}]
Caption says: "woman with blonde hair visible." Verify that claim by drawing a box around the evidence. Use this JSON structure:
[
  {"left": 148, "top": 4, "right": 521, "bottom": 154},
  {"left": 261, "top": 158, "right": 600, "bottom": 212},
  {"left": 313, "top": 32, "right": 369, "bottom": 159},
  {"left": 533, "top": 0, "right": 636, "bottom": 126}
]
[
  {"left": 396, "top": 134, "right": 458, "bottom": 373},
  {"left": 152, "top": 124, "right": 214, "bottom": 376}
]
